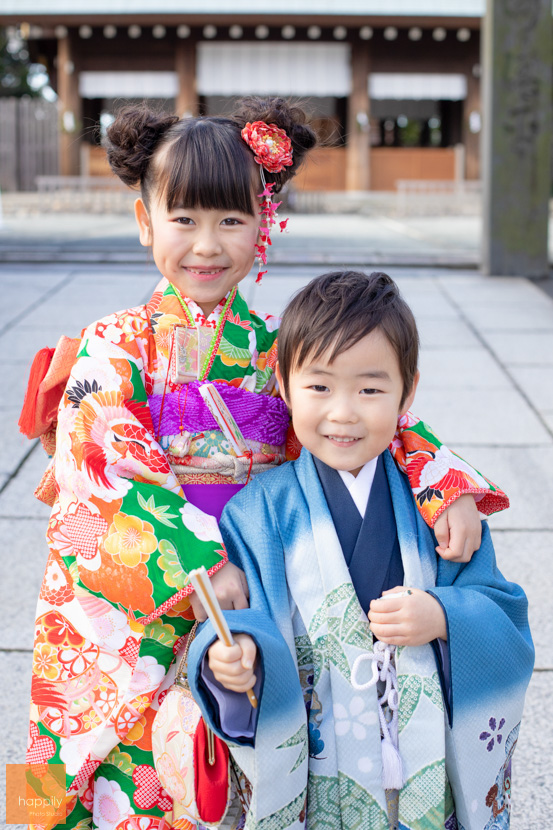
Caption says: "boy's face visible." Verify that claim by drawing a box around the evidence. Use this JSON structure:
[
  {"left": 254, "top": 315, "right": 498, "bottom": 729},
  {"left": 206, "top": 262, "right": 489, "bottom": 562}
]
[{"left": 277, "top": 329, "right": 418, "bottom": 477}]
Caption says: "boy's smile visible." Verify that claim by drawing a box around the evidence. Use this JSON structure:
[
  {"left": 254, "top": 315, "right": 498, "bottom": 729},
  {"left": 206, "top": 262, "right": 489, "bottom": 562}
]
[
  {"left": 277, "top": 329, "right": 418, "bottom": 476},
  {"left": 135, "top": 199, "right": 260, "bottom": 317}
]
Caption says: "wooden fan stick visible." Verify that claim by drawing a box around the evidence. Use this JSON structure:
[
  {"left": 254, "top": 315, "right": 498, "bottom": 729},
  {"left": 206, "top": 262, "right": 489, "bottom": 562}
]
[{"left": 189, "top": 566, "right": 258, "bottom": 708}]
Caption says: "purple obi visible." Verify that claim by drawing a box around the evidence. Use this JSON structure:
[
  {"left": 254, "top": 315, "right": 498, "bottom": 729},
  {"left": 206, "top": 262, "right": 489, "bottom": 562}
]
[
  {"left": 182, "top": 483, "right": 244, "bottom": 521},
  {"left": 149, "top": 381, "right": 290, "bottom": 447}
]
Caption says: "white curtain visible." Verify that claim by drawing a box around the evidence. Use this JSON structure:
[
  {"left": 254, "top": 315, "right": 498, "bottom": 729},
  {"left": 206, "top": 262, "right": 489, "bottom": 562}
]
[{"left": 197, "top": 42, "right": 351, "bottom": 96}]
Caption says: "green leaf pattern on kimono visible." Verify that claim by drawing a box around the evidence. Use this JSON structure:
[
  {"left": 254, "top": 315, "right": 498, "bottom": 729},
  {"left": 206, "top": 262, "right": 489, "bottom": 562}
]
[
  {"left": 254, "top": 787, "right": 307, "bottom": 830},
  {"left": 307, "top": 583, "right": 374, "bottom": 685},
  {"left": 308, "top": 583, "right": 355, "bottom": 639},
  {"left": 307, "top": 772, "right": 388, "bottom": 830},
  {"left": 143, "top": 618, "right": 179, "bottom": 648},
  {"left": 276, "top": 723, "right": 309, "bottom": 774},
  {"left": 309, "top": 636, "right": 328, "bottom": 688},
  {"left": 398, "top": 671, "right": 444, "bottom": 734},
  {"left": 137, "top": 492, "right": 180, "bottom": 528},
  {"left": 295, "top": 635, "right": 314, "bottom": 672},
  {"left": 157, "top": 538, "right": 188, "bottom": 588},
  {"left": 68, "top": 559, "right": 79, "bottom": 583},
  {"left": 104, "top": 747, "right": 136, "bottom": 777},
  {"left": 254, "top": 363, "right": 273, "bottom": 393},
  {"left": 325, "top": 632, "right": 352, "bottom": 682},
  {"left": 398, "top": 675, "right": 423, "bottom": 733},
  {"left": 397, "top": 760, "right": 449, "bottom": 829},
  {"left": 341, "top": 597, "right": 372, "bottom": 652},
  {"left": 202, "top": 288, "right": 279, "bottom": 387},
  {"left": 423, "top": 672, "right": 445, "bottom": 712},
  {"left": 219, "top": 336, "right": 252, "bottom": 363}
]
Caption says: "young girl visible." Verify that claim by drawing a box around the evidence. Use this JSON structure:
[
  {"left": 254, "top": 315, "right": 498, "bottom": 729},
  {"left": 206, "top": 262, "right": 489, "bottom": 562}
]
[{"left": 26, "top": 97, "right": 507, "bottom": 830}]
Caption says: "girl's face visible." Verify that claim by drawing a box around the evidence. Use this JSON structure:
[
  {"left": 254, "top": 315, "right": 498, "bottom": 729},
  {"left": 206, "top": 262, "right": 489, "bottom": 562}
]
[{"left": 135, "top": 197, "right": 261, "bottom": 317}]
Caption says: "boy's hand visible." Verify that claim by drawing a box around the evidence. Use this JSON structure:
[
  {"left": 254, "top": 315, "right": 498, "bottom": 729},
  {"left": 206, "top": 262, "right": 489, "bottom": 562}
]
[
  {"left": 190, "top": 561, "right": 249, "bottom": 621},
  {"left": 208, "top": 633, "right": 257, "bottom": 693},
  {"left": 368, "top": 587, "right": 447, "bottom": 646},
  {"left": 434, "top": 493, "right": 481, "bottom": 562}
]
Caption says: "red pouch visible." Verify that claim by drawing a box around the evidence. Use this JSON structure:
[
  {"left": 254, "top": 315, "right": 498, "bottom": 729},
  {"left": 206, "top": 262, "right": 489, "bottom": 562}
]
[{"left": 194, "top": 717, "right": 230, "bottom": 824}]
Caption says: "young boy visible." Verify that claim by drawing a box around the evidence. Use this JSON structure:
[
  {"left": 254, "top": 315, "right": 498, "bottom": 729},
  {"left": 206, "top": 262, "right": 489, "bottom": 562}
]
[{"left": 188, "top": 271, "right": 534, "bottom": 830}]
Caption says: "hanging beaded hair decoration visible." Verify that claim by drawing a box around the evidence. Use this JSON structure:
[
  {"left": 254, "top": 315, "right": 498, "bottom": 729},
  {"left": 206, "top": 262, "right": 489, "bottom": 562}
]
[{"left": 241, "top": 121, "right": 293, "bottom": 282}]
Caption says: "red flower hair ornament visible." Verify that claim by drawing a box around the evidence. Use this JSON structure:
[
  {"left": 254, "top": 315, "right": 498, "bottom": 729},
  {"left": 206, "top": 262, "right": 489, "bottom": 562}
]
[
  {"left": 241, "top": 121, "right": 293, "bottom": 173},
  {"left": 241, "top": 121, "right": 293, "bottom": 282}
]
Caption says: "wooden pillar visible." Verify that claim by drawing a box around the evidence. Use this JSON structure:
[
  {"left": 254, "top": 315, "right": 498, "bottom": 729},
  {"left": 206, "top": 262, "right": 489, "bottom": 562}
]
[
  {"left": 463, "top": 70, "right": 481, "bottom": 180},
  {"left": 175, "top": 40, "right": 198, "bottom": 118},
  {"left": 346, "top": 41, "right": 370, "bottom": 191},
  {"left": 57, "top": 33, "right": 81, "bottom": 176},
  {"left": 482, "top": 0, "right": 552, "bottom": 277}
]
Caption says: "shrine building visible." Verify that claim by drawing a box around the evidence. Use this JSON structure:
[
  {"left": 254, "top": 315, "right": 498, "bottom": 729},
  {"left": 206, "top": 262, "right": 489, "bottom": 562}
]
[{"left": 0, "top": 1, "right": 486, "bottom": 191}]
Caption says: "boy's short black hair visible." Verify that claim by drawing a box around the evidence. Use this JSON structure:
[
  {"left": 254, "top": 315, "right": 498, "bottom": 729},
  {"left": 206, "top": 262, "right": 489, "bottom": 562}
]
[{"left": 278, "top": 271, "right": 419, "bottom": 406}]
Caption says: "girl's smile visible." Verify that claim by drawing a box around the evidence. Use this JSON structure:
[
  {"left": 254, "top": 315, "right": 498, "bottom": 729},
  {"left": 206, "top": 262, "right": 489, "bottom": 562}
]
[
  {"left": 135, "top": 199, "right": 261, "bottom": 316},
  {"left": 184, "top": 267, "right": 229, "bottom": 279}
]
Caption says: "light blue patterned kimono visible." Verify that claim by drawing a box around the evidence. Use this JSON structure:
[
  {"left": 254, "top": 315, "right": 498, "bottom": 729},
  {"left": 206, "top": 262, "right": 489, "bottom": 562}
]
[{"left": 189, "top": 449, "right": 534, "bottom": 830}]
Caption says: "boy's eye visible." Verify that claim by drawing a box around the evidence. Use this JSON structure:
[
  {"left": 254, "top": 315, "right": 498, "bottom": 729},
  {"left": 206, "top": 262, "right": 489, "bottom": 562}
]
[{"left": 360, "top": 388, "right": 380, "bottom": 395}]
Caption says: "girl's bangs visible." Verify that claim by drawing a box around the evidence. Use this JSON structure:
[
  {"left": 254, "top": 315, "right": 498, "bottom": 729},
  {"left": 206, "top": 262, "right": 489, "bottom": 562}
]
[{"left": 159, "top": 123, "right": 257, "bottom": 215}]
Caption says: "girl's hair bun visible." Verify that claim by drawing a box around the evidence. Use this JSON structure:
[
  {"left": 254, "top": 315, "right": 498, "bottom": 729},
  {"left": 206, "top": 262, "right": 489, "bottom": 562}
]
[
  {"left": 104, "top": 106, "right": 179, "bottom": 187},
  {"left": 232, "top": 96, "right": 318, "bottom": 190}
]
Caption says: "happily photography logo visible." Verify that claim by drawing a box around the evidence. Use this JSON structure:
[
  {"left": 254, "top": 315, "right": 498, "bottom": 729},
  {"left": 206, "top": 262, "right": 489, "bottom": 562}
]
[{"left": 5, "top": 763, "right": 66, "bottom": 825}]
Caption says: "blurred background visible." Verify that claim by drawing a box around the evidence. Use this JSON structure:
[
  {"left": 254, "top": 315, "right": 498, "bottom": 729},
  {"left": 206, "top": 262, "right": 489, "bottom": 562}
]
[{"left": 0, "top": 1, "right": 491, "bottom": 209}]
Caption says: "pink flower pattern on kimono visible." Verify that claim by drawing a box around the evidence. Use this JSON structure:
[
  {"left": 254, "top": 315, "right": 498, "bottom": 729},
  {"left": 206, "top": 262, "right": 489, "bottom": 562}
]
[
  {"left": 93, "top": 776, "right": 132, "bottom": 830},
  {"left": 27, "top": 721, "right": 57, "bottom": 764},
  {"left": 128, "top": 656, "right": 166, "bottom": 698},
  {"left": 132, "top": 764, "right": 173, "bottom": 812},
  {"left": 58, "top": 503, "right": 108, "bottom": 571}
]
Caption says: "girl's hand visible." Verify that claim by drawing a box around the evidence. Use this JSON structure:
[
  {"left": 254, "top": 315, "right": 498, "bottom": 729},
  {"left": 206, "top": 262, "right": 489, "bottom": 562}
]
[
  {"left": 434, "top": 493, "right": 481, "bottom": 562},
  {"left": 190, "top": 561, "right": 249, "bottom": 621},
  {"left": 208, "top": 633, "right": 257, "bottom": 693},
  {"left": 368, "top": 587, "right": 447, "bottom": 646}
]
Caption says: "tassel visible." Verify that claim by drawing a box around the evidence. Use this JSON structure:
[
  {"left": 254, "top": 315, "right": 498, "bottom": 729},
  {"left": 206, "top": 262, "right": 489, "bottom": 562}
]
[
  {"left": 18, "top": 347, "right": 54, "bottom": 437},
  {"left": 381, "top": 735, "right": 405, "bottom": 790}
]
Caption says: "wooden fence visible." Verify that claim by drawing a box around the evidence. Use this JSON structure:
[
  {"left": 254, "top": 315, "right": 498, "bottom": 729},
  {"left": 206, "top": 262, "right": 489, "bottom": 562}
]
[{"left": 0, "top": 97, "right": 59, "bottom": 191}]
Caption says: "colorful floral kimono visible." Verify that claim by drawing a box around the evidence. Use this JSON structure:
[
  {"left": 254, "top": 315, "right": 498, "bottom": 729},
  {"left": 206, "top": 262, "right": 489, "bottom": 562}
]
[
  {"left": 188, "top": 449, "right": 534, "bottom": 830},
  {"left": 26, "top": 278, "right": 508, "bottom": 830}
]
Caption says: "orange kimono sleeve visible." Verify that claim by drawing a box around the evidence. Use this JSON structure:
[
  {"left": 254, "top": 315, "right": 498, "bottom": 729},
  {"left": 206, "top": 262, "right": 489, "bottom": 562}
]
[{"left": 390, "top": 412, "right": 508, "bottom": 527}]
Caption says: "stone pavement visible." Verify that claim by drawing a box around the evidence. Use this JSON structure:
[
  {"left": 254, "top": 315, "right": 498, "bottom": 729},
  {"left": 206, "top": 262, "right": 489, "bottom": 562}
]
[{"left": 1, "top": 217, "right": 552, "bottom": 828}]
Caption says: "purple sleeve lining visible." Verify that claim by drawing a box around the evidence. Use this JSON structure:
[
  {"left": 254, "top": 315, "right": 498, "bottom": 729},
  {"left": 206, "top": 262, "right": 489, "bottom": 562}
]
[{"left": 201, "top": 656, "right": 261, "bottom": 740}]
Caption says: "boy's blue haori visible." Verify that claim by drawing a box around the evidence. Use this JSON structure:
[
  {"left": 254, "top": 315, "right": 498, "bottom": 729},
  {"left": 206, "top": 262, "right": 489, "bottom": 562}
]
[{"left": 189, "top": 449, "right": 533, "bottom": 830}]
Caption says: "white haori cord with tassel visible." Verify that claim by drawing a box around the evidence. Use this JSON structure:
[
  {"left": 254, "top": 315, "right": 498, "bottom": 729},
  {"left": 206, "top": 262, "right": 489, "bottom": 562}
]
[{"left": 351, "top": 639, "right": 405, "bottom": 790}]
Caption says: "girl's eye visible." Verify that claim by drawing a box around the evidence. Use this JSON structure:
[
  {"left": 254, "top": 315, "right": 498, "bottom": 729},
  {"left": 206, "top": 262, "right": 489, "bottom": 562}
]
[
  {"left": 360, "top": 388, "right": 380, "bottom": 395},
  {"left": 310, "top": 385, "right": 329, "bottom": 393},
  {"left": 174, "top": 216, "right": 194, "bottom": 225},
  {"left": 221, "top": 217, "right": 242, "bottom": 226}
]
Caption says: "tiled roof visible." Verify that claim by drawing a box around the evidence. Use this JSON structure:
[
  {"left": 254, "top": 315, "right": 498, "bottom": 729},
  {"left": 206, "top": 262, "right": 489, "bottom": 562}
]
[{"left": 1, "top": 0, "right": 486, "bottom": 18}]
